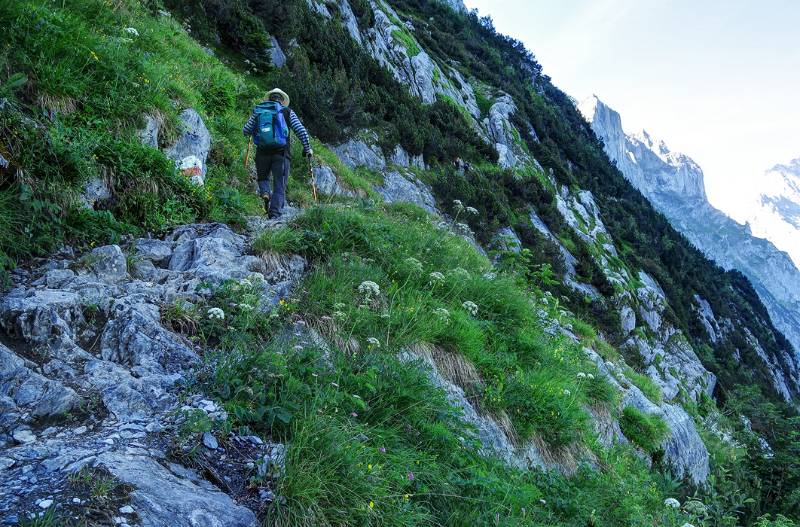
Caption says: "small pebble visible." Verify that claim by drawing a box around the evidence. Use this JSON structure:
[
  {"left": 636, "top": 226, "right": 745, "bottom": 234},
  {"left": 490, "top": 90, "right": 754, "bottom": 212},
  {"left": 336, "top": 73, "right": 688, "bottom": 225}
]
[
  {"left": 12, "top": 429, "right": 36, "bottom": 444},
  {"left": 202, "top": 432, "right": 218, "bottom": 450},
  {"left": 37, "top": 499, "right": 53, "bottom": 509},
  {"left": 119, "top": 505, "right": 135, "bottom": 514}
]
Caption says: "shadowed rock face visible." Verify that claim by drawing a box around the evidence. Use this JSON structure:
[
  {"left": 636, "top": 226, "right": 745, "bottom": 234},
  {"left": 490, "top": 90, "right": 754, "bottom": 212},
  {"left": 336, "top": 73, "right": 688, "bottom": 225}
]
[
  {"left": 582, "top": 95, "right": 800, "bottom": 400},
  {"left": 0, "top": 221, "right": 304, "bottom": 523}
]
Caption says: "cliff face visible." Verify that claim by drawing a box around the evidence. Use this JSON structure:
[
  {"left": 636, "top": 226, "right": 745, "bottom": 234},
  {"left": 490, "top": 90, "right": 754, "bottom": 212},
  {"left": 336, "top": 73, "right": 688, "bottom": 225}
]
[
  {"left": 579, "top": 96, "right": 708, "bottom": 201},
  {"left": 581, "top": 95, "right": 800, "bottom": 401}
]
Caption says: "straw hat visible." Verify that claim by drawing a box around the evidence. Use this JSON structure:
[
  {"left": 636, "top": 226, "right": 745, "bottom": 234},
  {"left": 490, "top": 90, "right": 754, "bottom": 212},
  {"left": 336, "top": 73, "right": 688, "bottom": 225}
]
[{"left": 266, "top": 88, "right": 290, "bottom": 106}]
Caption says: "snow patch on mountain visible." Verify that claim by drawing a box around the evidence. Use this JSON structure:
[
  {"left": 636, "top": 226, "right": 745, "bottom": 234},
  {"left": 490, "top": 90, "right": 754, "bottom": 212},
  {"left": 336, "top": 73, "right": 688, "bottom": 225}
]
[{"left": 748, "top": 157, "right": 800, "bottom": 268}]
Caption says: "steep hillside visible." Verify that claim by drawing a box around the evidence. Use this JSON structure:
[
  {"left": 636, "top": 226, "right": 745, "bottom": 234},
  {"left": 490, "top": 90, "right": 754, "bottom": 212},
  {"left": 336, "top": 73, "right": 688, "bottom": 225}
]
[
  {"left": 581, "top": 95, "right": 800, "bottom": 400},
  {"left": 1, "top": 0, "right": 799, "bottom": 525}
]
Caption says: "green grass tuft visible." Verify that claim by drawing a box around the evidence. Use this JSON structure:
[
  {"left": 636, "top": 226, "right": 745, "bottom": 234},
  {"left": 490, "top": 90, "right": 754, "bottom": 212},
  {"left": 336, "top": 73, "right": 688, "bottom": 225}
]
[{"left": 619, "top": 406, "right": 669, "bottom": 455}]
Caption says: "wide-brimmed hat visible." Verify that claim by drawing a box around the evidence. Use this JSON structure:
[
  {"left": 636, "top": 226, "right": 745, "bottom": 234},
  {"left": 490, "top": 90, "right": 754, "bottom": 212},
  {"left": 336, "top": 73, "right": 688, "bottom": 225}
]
[{"left": 266, "top": 88, "right": 290, "bottom": 106}]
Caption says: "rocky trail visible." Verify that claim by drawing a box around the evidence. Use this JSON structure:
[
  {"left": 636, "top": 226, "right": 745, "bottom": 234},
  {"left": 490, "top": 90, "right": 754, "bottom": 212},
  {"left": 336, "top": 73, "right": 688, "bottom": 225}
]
[{"left": 0, "top": 212, "right": 306, "bottom": 526}]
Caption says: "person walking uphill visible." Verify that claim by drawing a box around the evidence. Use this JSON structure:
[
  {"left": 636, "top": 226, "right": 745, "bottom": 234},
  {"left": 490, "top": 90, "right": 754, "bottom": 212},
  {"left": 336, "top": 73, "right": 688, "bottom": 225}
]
[{"left": 243, "top": 88, "right": 312, "bottom": 218}]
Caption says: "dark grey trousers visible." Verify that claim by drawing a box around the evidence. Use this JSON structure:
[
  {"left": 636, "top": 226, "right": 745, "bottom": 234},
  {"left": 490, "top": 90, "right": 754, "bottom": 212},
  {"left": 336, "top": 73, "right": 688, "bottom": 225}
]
[{"left": 255, "top": 148, "right": 289, "bottom": 217}]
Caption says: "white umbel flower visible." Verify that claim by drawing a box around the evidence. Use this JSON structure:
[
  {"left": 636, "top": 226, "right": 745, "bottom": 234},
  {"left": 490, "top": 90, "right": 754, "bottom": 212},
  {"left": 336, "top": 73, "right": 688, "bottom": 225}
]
[
  {"left": 450, "top": 267, "right": 470, "bottom": 279},
  {"left": 358, "top": 281, "right": 380, "bottom": 299},
  {"left": 663, "top": 498, "right": 680, "bottom": 508},
  {"left": 207, "top": 307, "right": 225, "bottom": 320},
  {"left": 428, "top": 271, "right": 445, "bottom": 284},
  {"left": 366, "top": 337, "right": 381, "bottom": 348},
  {"left": 587, "top": 373, "right": 595, "bottom": 380},
  {"left": 576, "top": 372, "right": 587, "bottom": 379},
  {"left": 124, "top": 27, "right": 139, "bottom": 37},
  {"left": 462, "top": 300, "right": 478, "bottom": 316},
  {"left": 466, "top": 206, "right": 479, "bottom": 215},
  {"left": 563, "top": 389, "right": 571, "bottom": 396},
  {"left": 452, "top": 199, "right": 464, "bottom": 212},
  {"left": 403, "top": 257, "right": 423, "bottom": 274},
  {"left": 433, "top": 307, "right": 450, "bottom": 321}
]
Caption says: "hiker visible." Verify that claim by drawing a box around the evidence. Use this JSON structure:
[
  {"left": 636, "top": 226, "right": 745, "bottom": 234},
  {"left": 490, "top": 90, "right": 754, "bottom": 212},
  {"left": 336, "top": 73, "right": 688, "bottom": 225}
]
[{"left": 243, "top": 88, "right": 312, "bottom": 218}]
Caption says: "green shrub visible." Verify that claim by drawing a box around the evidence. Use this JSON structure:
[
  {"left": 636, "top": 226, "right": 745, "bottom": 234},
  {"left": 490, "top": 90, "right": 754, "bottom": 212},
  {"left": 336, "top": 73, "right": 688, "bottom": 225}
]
[
  {"left": 390, "top": 28, "right": 421, "bottom": 57},
  {"left": 252, "top": 227, "right": 304, "bottom": 255},
  {"left": 619, "top": 406, "right": 668, "bottom": 455},
  {"left": 624, "top": 367, "right": 663, "bottom": 404}
]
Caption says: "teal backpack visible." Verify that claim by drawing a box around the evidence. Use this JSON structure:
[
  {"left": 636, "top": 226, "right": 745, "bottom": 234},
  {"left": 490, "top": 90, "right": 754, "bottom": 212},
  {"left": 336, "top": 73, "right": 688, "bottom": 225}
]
[{"left": 252, "top": 101, "right": 289, "bottom": 148}]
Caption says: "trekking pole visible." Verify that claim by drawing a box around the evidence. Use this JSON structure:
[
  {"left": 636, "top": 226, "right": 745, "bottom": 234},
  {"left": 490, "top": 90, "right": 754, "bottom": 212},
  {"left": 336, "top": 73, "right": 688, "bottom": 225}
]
[
  {"left": 309, "top": 155, "right": 318, "bottom": 202},
  {"left": 243, "top": 138, "right": 252, "bottom": 170}
]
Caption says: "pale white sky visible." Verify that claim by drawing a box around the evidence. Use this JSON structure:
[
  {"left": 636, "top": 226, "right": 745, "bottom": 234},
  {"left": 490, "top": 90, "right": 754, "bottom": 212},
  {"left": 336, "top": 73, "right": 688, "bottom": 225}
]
[{"left": 463, "top": 0, "right": 800, "bottom": 220}]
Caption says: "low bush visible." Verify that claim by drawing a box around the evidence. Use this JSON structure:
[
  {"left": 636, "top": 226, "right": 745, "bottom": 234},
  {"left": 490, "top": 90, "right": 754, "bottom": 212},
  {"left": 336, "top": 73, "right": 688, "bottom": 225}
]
[{"left": 619, "top": 406, "right": 669, "bottom": 455}]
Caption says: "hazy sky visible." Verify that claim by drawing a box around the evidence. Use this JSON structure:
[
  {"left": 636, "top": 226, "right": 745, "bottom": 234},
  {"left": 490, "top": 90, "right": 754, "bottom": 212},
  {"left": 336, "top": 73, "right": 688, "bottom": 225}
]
[{"left": 463, "top": 0, "right": 800, "bottom": 220}]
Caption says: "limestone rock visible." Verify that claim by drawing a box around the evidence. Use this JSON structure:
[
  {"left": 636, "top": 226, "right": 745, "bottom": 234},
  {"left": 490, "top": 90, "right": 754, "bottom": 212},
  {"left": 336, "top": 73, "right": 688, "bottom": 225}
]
[
  {"left": 313, "top": 165, "right": 358, "bottom": 197},
  {"left": 437, "top": 0, "right": 467, "bottom": 13},
  {"left": 619, "top": 305, "right": 636, "bottom": 335},
  {"left": 138, "top": 114, "right": 160, "bottom": 148},
  {"left": 389, "top": 145, "right": 425, "bottom": 170},
  {"left": 80, "top": 177, "right": 112, "bottom": 210},
  {"left": 86, "top": 245, "right": 128, "bottom": 284},
  {"left": 165, "top": 109, "right": 211, "bottom": 185},
  {"left": 96, "top": 454, "right": 259, "bottom": 527},
  {"left": 375, "top": 171, "right": 438, "bottom": 214},
  {"left": 493, "top": 227, "right": 522, "bottom": 254},
  {"left": 528, "top": 208, "right": 600, "bottom": 299},
  {"left": 267, "top": 36, "right": 287, "bottom": 68},
  {"left": 330, "top": 137, "right": 385, "bottom": 172},
  {"left": 336, "top": 0, "right": 363, "bottom": 44},
  {"left": 133, "top": 239, "right": 175, "bottom": 267},
  {"left": 0, "top": 344, "right": 82, "bottom": 430},
  {"left": 0, "top": 289, "right": 84, "bottom": 347}
]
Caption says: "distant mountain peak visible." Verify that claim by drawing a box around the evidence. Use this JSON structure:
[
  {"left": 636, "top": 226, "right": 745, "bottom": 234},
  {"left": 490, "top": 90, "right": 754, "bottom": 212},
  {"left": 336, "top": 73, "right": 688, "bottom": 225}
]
[{"left": 582, "top": 96, "right": 707, "bottom": 201}]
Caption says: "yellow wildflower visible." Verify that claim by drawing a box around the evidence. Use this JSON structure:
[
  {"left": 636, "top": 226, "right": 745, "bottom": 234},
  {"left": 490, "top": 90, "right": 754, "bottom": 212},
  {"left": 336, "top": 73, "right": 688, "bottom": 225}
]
[{"left": 369, "top": 501, "right": 375, "bottom": 509}]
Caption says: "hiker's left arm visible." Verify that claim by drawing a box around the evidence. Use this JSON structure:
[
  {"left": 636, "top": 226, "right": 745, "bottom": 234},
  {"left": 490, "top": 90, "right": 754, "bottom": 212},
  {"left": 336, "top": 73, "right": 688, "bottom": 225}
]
[
  {"left": 289, "top": 110, "right": 312, "bottom": 155},
  {"left": 242, "top": 113, "right": 256, "bottom": 136}
]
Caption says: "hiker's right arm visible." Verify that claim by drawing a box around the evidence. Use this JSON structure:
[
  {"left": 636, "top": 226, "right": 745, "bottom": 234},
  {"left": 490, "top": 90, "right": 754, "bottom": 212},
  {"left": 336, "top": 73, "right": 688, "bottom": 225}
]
[{"left": 242, "top": 113, "right": 256, "bottom": 136}]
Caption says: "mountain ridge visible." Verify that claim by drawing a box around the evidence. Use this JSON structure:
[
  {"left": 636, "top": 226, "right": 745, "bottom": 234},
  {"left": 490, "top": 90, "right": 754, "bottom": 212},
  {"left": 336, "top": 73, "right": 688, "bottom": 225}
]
[{"left": 581, "top": 95, "right": 800, "bottom": 400}]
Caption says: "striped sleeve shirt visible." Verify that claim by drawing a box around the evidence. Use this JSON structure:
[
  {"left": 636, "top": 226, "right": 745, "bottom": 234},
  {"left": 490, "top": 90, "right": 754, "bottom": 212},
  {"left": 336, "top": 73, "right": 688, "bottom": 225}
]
[{"left": 243, "top": 108, "right": 311, "bottom": 153}]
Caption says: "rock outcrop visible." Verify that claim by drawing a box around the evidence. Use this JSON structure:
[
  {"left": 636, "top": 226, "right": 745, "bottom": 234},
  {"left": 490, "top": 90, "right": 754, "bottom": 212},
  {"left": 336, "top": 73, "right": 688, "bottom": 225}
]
[
  {"left": 165, "top": 108, "right": 211, "bottom": 185},
  {"left": 0, "top": 221, "right": 304, "bottom": 523},
  {"left": 267, "top": 36, "right": 287, "bottom": 68}
]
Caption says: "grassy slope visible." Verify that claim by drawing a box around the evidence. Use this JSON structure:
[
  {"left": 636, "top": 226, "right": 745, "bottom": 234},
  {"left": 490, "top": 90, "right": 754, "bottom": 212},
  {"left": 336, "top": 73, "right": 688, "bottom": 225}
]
[{"left": 199, "top": 202, "right": 697, "bottom": 526}]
